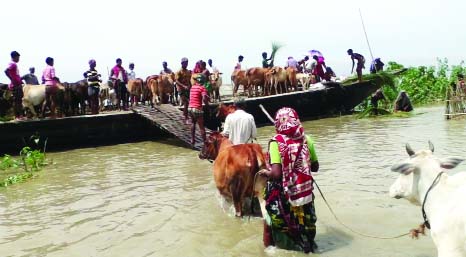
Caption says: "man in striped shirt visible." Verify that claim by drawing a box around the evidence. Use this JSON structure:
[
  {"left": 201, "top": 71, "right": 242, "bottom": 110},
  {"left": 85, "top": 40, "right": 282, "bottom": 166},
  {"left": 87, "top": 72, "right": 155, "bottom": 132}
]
[
  {"left": 188, "top": 74, "right": 209, "bottom": 147},
  {"left": 84, "top": 59, "right": 102, "bottom": 114}
]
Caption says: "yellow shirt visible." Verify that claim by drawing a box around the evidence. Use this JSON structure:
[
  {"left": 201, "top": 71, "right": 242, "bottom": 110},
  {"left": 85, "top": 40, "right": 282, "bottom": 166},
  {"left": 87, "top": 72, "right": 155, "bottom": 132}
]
[{"left": 269, "top": 135, "right": 318, "bottom": 164}]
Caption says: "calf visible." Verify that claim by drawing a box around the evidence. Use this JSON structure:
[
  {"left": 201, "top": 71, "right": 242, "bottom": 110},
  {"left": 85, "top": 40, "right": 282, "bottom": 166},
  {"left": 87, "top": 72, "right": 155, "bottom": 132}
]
[
  {"left": 126, "top": 78, "right": 143, "bottom": 106},
  {"left": 390, "top": 142, "right": 466, "bottom": 257},
  {"left": 209, "top": 71, "right": 222, "bottom": 102},
  {"left": 231, "top": 70, "right": 248, "bottom": 97},
  {"left": 199, "top": 132, "right": 267, "bottom": 217}
]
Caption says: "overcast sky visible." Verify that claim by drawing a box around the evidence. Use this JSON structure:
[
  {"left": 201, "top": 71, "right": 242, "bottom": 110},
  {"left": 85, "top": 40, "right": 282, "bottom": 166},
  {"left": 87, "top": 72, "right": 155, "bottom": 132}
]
[{"left": 1, "top": 0, "right": 465, "bottom": 82}]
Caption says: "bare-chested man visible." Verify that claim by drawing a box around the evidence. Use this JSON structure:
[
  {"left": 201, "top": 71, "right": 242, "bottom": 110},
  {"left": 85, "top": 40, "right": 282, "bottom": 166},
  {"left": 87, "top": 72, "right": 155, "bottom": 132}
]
[
  {"left": 175, "top": 57, "right": 192, "bottom": 123},
  {"left": 347, "top": 49, "right": 365, "bottom": 82}
]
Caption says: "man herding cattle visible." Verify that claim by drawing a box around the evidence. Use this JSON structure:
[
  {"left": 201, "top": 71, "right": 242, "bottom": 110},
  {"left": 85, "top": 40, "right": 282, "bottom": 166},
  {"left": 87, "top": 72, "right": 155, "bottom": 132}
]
[
  {"left": 4, "top": 51, "right": 24, "bottom": 120},
  {"left": 83, "top": 59, "right": 102, "bottom": 115},
  {"left": 221, "top": 99, "right": 257, "bottom": 145}
]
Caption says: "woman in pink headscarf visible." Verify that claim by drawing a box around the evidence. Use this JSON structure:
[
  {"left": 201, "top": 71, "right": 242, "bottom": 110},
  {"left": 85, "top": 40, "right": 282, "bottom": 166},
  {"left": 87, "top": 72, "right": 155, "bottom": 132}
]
[{"left": 260, "top": 107, "right": 320, "bottom": 253}]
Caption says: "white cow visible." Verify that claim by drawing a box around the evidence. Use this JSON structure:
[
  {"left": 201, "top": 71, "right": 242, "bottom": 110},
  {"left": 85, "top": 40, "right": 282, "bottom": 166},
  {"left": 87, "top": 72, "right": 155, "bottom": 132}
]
[
  {"left": 99, "top": 81, "right": 117, "bottom": 111},
  {"left": 296, "top": 73, "right": 310, "bottom": 90},
  {"left": 22, "top": 85, "right": 48, "bottom": 118},
  {"left": 389, "top": 142, "right": 466, "bottom": 257},
  {"left": 209, "top": 71, "right": 222, "bottom": 102}
]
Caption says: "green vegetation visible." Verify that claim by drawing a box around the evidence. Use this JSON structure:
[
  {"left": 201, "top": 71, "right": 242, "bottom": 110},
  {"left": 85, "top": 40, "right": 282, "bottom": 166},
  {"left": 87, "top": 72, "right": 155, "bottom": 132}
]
[
  {"left": 0, "top": 139, "right": 49, "bottom": 187},
  {"left": 270, "top": 42, "right": 283, "bottom": 64},
  {"left": 355, "top": 59, "right": 466, "bottom": 118}
]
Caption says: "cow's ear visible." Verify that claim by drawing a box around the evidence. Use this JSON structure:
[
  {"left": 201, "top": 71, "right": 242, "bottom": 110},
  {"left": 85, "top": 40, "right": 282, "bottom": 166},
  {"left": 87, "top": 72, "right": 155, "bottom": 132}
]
[
  {"left": 440, "top": 157, "right": 464, "bottom": 169},
  {"left": 391, "top": 162, "right": 415, "bottom": 175}
]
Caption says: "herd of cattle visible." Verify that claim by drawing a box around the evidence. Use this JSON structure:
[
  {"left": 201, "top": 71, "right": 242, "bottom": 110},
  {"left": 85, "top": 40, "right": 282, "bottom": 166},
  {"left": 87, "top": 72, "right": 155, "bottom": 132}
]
[
  {"left": 0, "top": 71, "right": 224, "bottom": 118},
  {"left": 0, "top": 66, "right": 319, "bottom": 118},
  {"left": 231, "top": 66, "right": 319, "bottom": 97}
]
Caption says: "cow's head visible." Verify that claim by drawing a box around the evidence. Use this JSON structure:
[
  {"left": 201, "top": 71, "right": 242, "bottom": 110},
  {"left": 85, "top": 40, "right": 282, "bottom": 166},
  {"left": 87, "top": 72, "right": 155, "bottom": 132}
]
[
  {"left": 210, "top": 72, "right": 220, "bottom": 82},
  {"left": 389, "top": 141, "right": 464, "bottom": 204},
  {"left": 199, "top": 132, "right": 224, "bottom": 161},
  {"left": 216, "top": 103, "right": 236, "bottom": 121}
]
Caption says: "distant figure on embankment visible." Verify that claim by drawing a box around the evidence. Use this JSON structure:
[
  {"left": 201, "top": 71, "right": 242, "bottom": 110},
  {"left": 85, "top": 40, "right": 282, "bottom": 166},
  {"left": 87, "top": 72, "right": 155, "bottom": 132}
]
[{"left": 394, "top": 91, "right": 413, "bottom": 112}]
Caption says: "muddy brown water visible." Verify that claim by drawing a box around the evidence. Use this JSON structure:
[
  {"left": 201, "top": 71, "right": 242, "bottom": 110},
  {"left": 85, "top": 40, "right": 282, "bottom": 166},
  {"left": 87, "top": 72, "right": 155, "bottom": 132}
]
[{"left": 1, "top": 105, "right": 465, "bottom": 257}]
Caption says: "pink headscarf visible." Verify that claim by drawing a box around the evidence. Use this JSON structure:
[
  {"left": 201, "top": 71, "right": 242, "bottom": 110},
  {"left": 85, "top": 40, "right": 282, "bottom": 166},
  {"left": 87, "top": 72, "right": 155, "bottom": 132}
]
[{"left": 271, "top": 107, "right": 313, "bottom": 206}]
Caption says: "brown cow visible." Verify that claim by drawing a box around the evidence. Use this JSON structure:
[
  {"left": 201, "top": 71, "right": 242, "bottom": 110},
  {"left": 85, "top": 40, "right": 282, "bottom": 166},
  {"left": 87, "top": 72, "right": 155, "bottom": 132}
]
[
  {"left": 246, "top": 67, "right": 269, "bottom": 97},
  {"left": 146, "top": 75, "right": 159, "bottom": 106},
  {"left": 199, "top": 132, "right": 267, "bottom": 217},
  {"left": 286, "top": 67, "right": 298, "bottom": 92},
  {"left": 269, "top": 66, "right": 288, "bottom": 94},
  {"left": 126, "top": 78, "right": 143, "bottom": 106},
  {"left": 231, "top": 70, "right": 248, "bottom": 97},
  {"left": 216, "top": 103, "right": 237, "bottom": 121},
  {"left": 158, "top": 73, "right": 175, "bottom": 104}
]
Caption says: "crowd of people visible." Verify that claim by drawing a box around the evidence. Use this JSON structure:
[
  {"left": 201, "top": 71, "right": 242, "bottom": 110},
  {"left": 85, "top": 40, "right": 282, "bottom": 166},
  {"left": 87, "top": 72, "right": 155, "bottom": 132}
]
[{"left": 2, "top": 50, "right": 223, "bottom": 121}]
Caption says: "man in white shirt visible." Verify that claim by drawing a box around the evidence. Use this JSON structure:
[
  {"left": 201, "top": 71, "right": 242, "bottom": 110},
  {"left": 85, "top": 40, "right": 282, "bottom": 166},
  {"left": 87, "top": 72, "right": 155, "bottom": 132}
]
[
  {"left": 222, "top": 99, "right": 257, "bottom": 145},
  {"left": 127, "top": 63, "right": 136, "bottom": 80}
]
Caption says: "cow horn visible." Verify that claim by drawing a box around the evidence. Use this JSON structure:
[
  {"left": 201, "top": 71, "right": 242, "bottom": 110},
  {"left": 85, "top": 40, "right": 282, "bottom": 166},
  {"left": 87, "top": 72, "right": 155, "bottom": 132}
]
[
  {"left": 428, "top": 141, "right": 434, "bottom": 153},
  {"left": 406, "top": 143, "right": 415, "bottom": 156}
]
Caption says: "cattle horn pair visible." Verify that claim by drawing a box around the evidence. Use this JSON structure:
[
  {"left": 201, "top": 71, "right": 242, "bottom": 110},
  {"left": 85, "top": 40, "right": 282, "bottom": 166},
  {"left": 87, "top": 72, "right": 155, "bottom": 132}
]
[{"left": 405, "top": 141, "right": 435, "bottom": 156}]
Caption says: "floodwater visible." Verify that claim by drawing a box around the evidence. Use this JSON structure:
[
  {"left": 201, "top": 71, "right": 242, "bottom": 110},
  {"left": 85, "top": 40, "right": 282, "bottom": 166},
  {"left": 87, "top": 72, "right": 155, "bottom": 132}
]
[{"left": 1, "top": 105, "right": 465, "bottom": 257}]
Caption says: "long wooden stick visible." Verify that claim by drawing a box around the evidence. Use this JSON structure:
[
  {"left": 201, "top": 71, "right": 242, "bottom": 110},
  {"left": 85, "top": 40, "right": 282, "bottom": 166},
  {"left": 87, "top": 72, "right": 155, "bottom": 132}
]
[
  {"left": 259, "top": 104, "right": 274, "bottom": 123},
  {"left": 359, "top": 8, "right": 375, "bottom": 63}
]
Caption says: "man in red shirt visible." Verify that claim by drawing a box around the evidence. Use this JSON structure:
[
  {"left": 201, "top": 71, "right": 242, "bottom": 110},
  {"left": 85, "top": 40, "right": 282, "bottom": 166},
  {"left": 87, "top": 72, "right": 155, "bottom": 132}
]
[
  {"left": 188, "top": 74, "right": 209, "bottom": 147},
  {"left": 4, "top": 51, "right": 24, "bottom": 120}
]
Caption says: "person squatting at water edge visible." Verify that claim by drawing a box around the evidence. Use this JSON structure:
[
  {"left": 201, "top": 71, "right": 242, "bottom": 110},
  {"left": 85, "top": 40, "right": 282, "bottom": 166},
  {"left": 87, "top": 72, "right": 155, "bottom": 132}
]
[
  {"left": 188, "top": 74, "right": 209, "bottom": 147},
  {"left": 394, "top": 90, "right": 413, "bottom": 112},
  {"left": 258, "top": 107, "right": 320, "bottom": 253},
  {"left": 83, "top": 59, "right": 102, "bottom": 115}
]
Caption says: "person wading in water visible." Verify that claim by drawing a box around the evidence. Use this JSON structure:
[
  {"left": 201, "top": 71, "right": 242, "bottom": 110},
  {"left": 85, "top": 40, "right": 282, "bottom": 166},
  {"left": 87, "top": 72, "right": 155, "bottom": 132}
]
[{"left": 259, "top": 107, "right": 320, "bottom": 253}]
